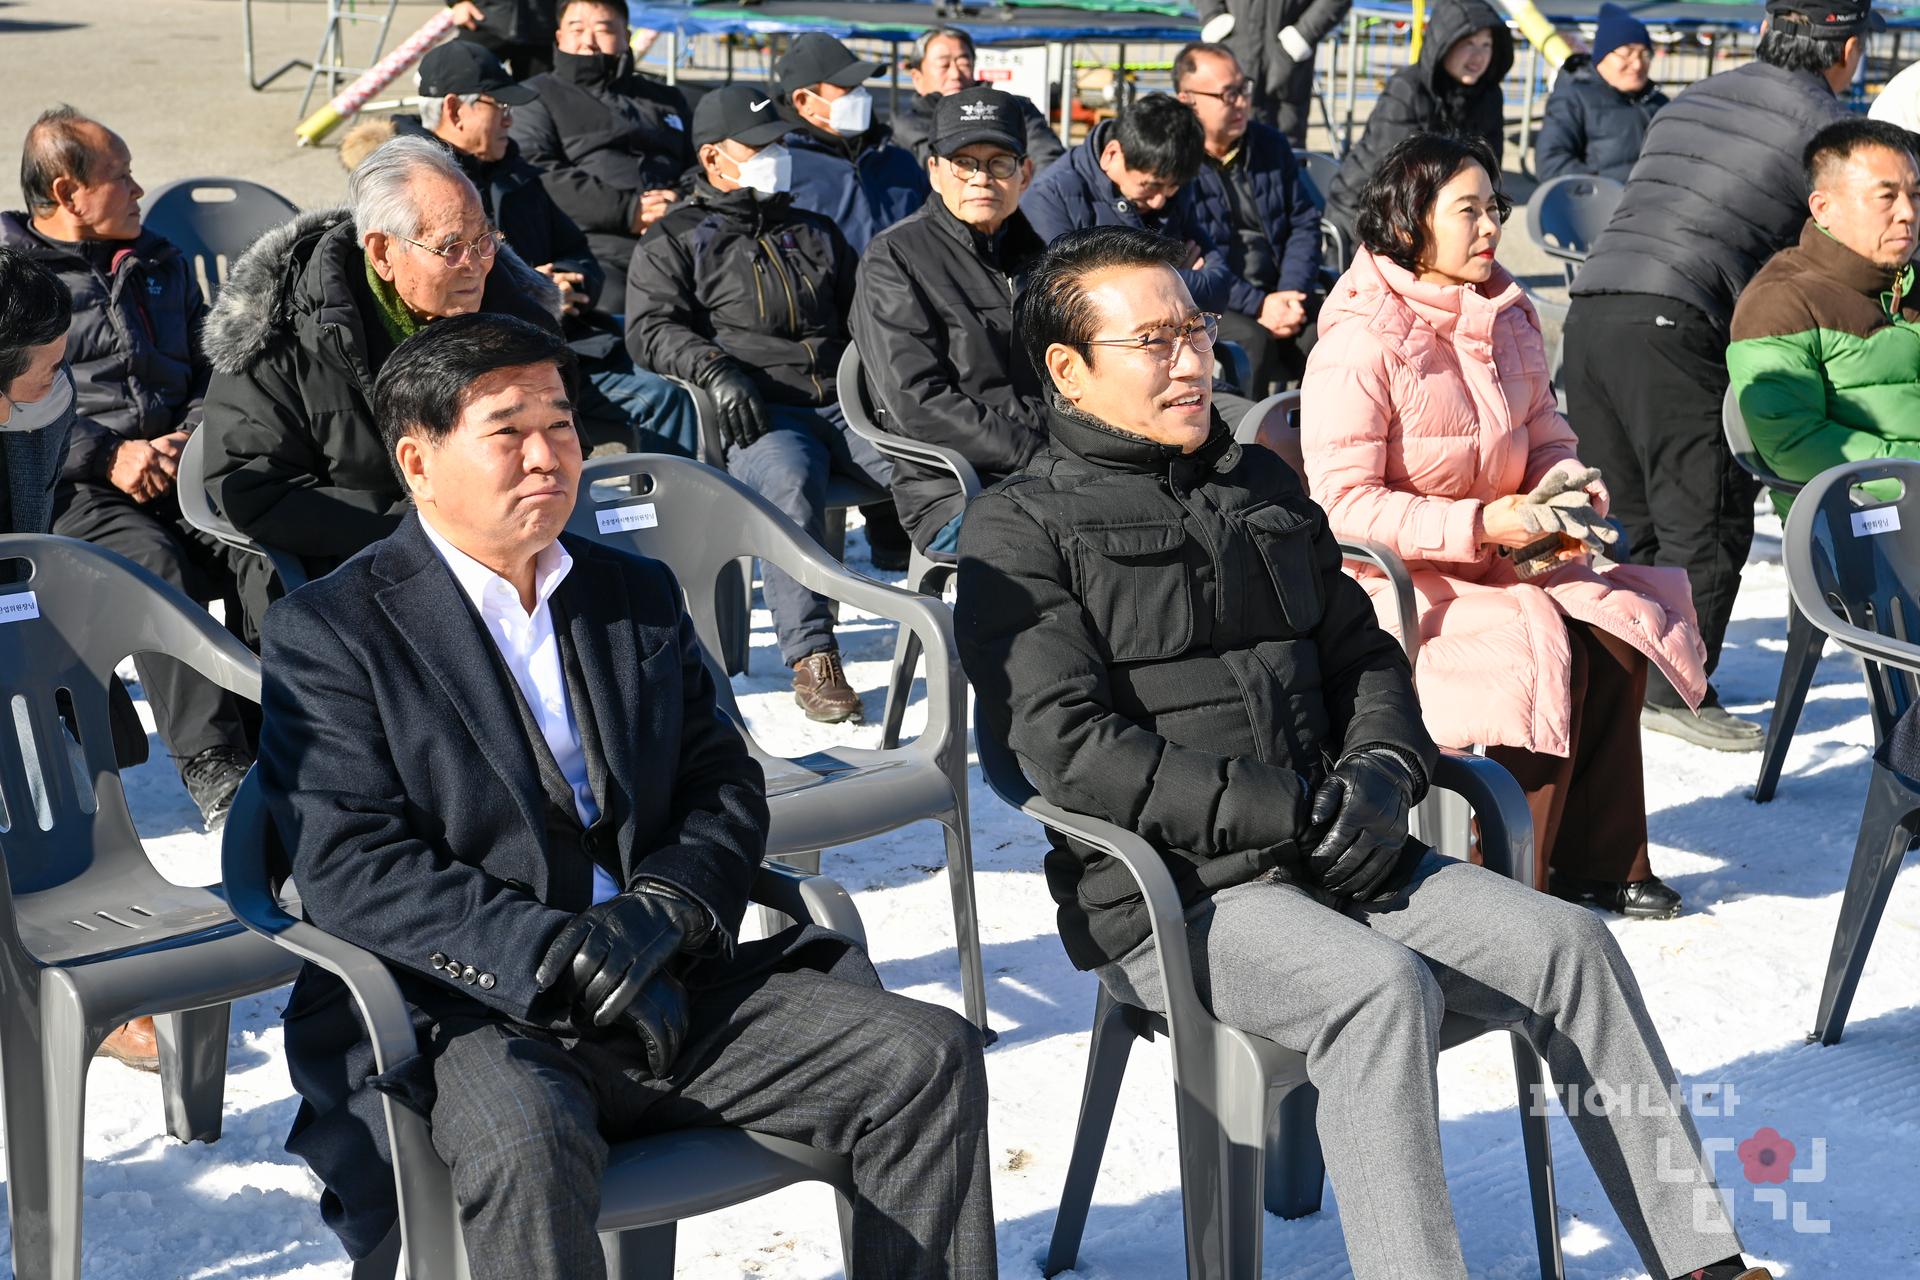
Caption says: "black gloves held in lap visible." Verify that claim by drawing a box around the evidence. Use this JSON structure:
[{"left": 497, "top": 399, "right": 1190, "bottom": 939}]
[
  {"left": 694, "top": 356, "right": 773, "bottom": 452},
  {"left": 1304, "top": 750, "right": 1424, "bottom": 903}
]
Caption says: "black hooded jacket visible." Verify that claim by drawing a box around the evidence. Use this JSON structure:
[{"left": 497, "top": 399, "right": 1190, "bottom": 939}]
[
  {"left": 954, "top": 401, "right": 1434, "bottom": 969},
  {"left": 1325, "top": 0, "right": 1513, "bottom": 238}
]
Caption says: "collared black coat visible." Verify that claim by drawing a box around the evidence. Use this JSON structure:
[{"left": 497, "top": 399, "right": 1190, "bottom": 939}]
[
  {"left": 955, "top": 403, "right": 1435, "bottom": 969},
  {"left": 258, "top": 514, "right": 768, "bottom": 1258},
  {"left": 851, "top": 197, "right": 1048, "bottom": 548},
  {"left": 1534, "top": 61, "right": 1667, "bottom": 184}
]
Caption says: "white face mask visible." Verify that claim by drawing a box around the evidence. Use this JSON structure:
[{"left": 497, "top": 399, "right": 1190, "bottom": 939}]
[
  {"left": 826, "top": 86, "right": 873, "bottom": 136},
  {"left": 0, "top": 366, "right": 74, "bottom": 435},
  {"left": 733, "top": 142, "right": 793, "bottom": 196}
]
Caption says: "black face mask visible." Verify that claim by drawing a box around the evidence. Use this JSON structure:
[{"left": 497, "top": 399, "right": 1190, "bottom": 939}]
[{"left": 553, "top": 46, "right": 627, "bottom": 87}]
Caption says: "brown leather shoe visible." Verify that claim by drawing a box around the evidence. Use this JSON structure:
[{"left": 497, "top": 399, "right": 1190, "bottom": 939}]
[
  {"left": 96, "top": 1016, "right": 160, "bottom": 1072},
  {"left": 792, "top": 651, "right": 863, "bottom": 724}
]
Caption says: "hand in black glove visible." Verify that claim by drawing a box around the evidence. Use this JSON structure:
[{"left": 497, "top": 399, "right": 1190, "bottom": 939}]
[
  {"left": 1304, "top": 750, "right": 1419, "bottom": 901},
  {"left": 535, "top": 881, "right": 714, "bottom": 1028},
  {"left": 694, "top": 357, "right": 772, "bottom": 452},
  {"left": 623, "top": 970, "right": 691, "bottom": 1078}
]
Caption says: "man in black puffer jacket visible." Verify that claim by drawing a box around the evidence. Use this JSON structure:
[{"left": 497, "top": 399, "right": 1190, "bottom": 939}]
[
  {"left": 5, "top": 107, "right": 256, "bottom": 832},
  {"left": 1564, "top": 0, "right": 1872, "bottom": 751},
  {"left": 1534, "top": 4, "right": 1667, "bottom": 183},
  {"left": 1324, "top": 0, "right": 1512, "bottom": 244},
  {"left": 956, "top": 224, "right": 1773, "bottom": 1280},
  {"left": 444, "top": 0, "right": 555, "bottom": 79},
  {"left": 626, "top": 86, "right": 892, "bottom": 726}
]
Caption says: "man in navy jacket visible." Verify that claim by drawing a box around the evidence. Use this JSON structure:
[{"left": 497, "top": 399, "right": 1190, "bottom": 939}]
[{"left": 257, "top": 313, "right": 994, "bottom": 1279}]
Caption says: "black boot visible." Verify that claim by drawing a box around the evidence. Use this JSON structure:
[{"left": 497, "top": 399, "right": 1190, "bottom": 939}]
[{"left": 1549, "top": 870, "right": 1683, "bottom": 920}]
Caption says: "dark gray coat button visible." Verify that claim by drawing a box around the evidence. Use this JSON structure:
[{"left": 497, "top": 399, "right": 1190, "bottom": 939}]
[{"left": 461, "top": 966, "right": 477, "bottom": 984}]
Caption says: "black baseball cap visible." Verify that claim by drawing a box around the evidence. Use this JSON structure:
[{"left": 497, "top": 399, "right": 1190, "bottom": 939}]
[
  {"left": 774, "top": 32, "right": 884, "bottom": 100},
  {"left": 417, "top": 42, "right": 538, "bottom": 104},
  {"left": 1765, "top": 0, "right": 1885, "bottom": 36},
  {"left": 692, "top": 83, "right": 794, "bottom": 150},
  {"left": 931, "top": 86, "right": 1026, "bottom": 158}
]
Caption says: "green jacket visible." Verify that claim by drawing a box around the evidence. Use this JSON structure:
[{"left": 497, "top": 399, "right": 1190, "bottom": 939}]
[{"left": 1726, "top": 218, "right": 1920, "bottom": 515}]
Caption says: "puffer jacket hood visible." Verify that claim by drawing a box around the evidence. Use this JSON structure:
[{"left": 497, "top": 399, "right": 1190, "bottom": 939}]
[
  {"left": 1419, "top": 0, "right": 1514, "bottom": 97},
  {"left": 1304, "top": 247, "right": 1707, "bottom": 756}
]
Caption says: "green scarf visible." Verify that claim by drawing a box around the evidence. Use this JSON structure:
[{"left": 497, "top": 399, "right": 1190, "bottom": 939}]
[{"left": 364, "top": 255, "right": 426, "bottom": 346}]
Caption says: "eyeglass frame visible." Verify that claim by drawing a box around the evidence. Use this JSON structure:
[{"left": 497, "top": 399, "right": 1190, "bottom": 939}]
[
  {"left": 1081, "top": 311, "right": 1221, "bottom": 364},
  {"left": 395, "top": 228, "right": 507, "bottom": 269},
  {"left": 1180, "top": 79, "right": 1253, "bottom": 108},
  {"left": 941, "top": 151, "right": 1026, "bottom": 180}
]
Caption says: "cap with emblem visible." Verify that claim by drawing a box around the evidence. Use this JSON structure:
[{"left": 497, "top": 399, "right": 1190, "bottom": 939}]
[
  {"left": 1764, "top": 0, "right": 1885, "bottom": 36},
  {"left": 692, "top": 83, "right": 795, "bottom": 151},
  {"left": 931, "top": 86, "right": 1027, "bottom": 158},
  {"left": 416, "top": 41, "right": 539, "bottom": 105},
  {"left": 774, "top": 31, "right": 885, "bottom": 101}
]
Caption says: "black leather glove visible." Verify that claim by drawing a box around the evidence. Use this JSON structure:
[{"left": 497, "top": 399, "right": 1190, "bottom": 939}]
[
  {"left": 1304, "top": 750, "right": 1419, "bottom": 901},
  {"left": 535, "top": 881, "right": 714, "bottom": 1029},
  {"left": 622, "top": 970, "right": 691, "bottom": 1078},
  {"left": 694, "top": 357, "right": 772, "bottom": 451}
]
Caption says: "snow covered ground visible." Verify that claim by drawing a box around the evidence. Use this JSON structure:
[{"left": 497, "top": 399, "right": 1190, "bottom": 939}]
[{"left": 5, "top": 505, "right": 1915, "bottom": 1280}]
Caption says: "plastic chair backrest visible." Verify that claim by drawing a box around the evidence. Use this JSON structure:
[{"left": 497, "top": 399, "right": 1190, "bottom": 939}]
[
  {"left": 1721, "top": 383, "right": 1804, "bottom": 496},
  {"left": 1298, "top": 152, "right": 1339, "bottom": 210},
  {"left": 1234, "top": 390, "right": 1303, "bottom": 462},
  {"left": 176, "top": 429, "right": 252, "bottom": 551},
  {"left": 0, "top": 535, "right": 260, "bottom": 898},
  {"left": 142, "top": 178, "right": 298, "bottom": 301},
  {"left": 1524, "top": 174, "right": 1623, "bottom": 261}
]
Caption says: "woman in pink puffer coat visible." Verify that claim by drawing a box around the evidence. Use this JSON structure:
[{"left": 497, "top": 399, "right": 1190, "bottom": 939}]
[{"left": 1300, "top": 132, "right": 1707, "bottom": 919}]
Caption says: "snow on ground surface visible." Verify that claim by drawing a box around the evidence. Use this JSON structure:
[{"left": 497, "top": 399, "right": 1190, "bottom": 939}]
[{"left": 4, "top": 505, "right": 1915, "bottom": 1279}]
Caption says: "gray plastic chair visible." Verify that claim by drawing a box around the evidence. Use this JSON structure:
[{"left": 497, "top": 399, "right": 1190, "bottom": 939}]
[
  {"left": 1723, "top": 385, "right": 1823, "bottom": 803},
  {"left": 975, "top": 718, "right": 1563, "bottom": 1280},
  {"left": 176, "top": 428, "right": 309, "bottom": 595},
  {"left": 1297, "top": 150, "right": 1349, "bottom": 270},
  {"left": 219, "top": 770, "right": 862, "bottom": 1280},
  {"left": 1525, "top": 174, "right": 1623, "bottom": 286},
  {"left": 1782, "top": 458, "right": 1920, "bottom": 1044},
  {"left": 656, "top": 371, "right": 890, "bottom": 676},
  {"left": 0, "top": 534, "right": 303, "bottom": 1280},
  {"left": 141, "top": 177, "right": 299, "bottom": 302},
  {"left": 566, "top": 453, "right": 993, "bottom": 1037},
  {"left": 837, "top": 344, "right": 986, "bottom": 749}
]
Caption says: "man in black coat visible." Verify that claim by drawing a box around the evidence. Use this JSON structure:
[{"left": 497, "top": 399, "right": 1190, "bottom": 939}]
[
  {"left": 626, "top": 86, "right": 893, "bottom": 724},
  {"left": 954, "top": 225, "right": 1770, "bottom": 1280},
  {"left": 1564, "top": 0, "right": 1872, "bottom": 750},
  {"left": 1535, "top": 4, "right": 1667, "bottom": 183},
  {"left": 852, "top": 88, "right": 1049, "bottom": 555},
  {"left": 445, "top": 0, "right": 555, "bottom": 79},
  {"left": 887, "top": 27, "right": 1064, "bottom": 173},
  {"left": 200, "top": 135, "right": 563, "bottom": 604},
  {"left": 1195, "top": 0, "right": 1353, "bottom": 144},
  {"left": 510, "top": 0, "right": 692, "bottom": 310},
  {"left": 1175, "top": 41, "right": 1325, "bottom": 396},
  {"left": 258, "top": 312, "right": 994, "bottom": 1280},
  {"left": 5, "top": 106, "right": 256, "bottom": 832}
]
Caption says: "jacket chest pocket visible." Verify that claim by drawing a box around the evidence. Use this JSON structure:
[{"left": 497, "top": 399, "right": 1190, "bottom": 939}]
[
  {"left": 1240, "top": 504, "right": 1325, "bottom": 635},
  {"left": 1072, "top": 520, "right": 1195, "bottom": 663}
]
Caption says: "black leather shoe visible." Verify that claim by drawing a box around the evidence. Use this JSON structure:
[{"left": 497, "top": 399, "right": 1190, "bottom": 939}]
[{"left": 1549, "top": 871, "right": 1683, "bottom": 920}]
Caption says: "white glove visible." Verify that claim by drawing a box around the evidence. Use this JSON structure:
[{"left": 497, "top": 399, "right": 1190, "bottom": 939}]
[
  {"left": 1201, "top": 12, "right": 1236, "bottom": 42},
  {"left": 1516, "top": 466, "right": 1617, "bottom": 551},
  {"left": 1278, "top": 25, "right": 1314, "bottom": 63}
]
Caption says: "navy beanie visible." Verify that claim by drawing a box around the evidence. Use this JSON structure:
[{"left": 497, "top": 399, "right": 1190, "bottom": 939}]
[{"left": 1591, "top": 3, "right": 1651, "bottom": 63}]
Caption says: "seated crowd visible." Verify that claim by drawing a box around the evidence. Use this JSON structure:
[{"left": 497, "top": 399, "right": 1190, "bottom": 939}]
[{"left": 9, "top": 0, "right": 1904, "bottom": 1273}]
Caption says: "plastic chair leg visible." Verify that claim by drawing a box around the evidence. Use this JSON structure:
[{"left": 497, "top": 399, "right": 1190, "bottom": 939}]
[
  {"left": 1204, "top": 1036, "right": 1274, "bottom": 1280},
  {"left": 1811, "top": 764, "right": 1919, "bottom": 1045},
  {"left": 1263, "top": 1081, "right": 1324, "bottom": 1218},
  {"left": 1509, "top": 1032, "right": 1566, "bottom": 1280},
  {"left": 155, "top": 1003, "right": 231, "bottom": 1144},
  {"left": 3, "top": 992, "right": 55, "bottom": 1280},
  {"left": 755, "top": 851, "right": 821, "bottom": 939},
  {"left": 351, "top": 1225, "right": 402, "bottom": 1280},
  {"left": 1755, "top": 601, "right": 1823, "bottom": 803},
  {"left": 716, "top": 558, "right": 752, "bottom": 677},
  {"left": 880, "top": 623, "right": 921, "bottom": 752},
  {"left": 603, "top": 1224, "right": 676, "bottom": 1280},
  {"left": 1045, "top": 989, "right": 1139, "bottom": 1277},
  {"left": 939, "top": 815, "right": 994, "bottom": 1040},
  {"left": 36, "top": 973, "right": 96, "bottom": 1280},
  {"left": 835, "top": 1191, "right": 857, "bottom": 1278}
]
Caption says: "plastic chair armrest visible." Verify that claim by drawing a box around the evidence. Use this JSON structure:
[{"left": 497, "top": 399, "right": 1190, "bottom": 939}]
[
  {"left": 1431, "top": 750, "right": 1534, "bottom": 887},
  {"left": 855, "top": 430, "right": 985, "bottom": 501},
  {"left": 750, "top": 863, "right": 867, "bottom": 948},
  {"left": 1338, "top": 536, "right": 1420, "bottom": 666}
]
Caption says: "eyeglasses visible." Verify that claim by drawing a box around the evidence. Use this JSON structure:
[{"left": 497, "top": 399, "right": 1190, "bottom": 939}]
[
  {"left": 1084, "top": 312, "right": 1219, "bottom": 364},
  {"left": 475, "top": 94, "right": 515, "bottom": 117},
  {"left": 1183, "top": 80, "right": 1252, "bottom": 107},
  {"left": 397, "top": 229, "right": 505, "bottom": 269},
  {"left": 944, "top": 153, "right": 1022, "bottom": 180}
]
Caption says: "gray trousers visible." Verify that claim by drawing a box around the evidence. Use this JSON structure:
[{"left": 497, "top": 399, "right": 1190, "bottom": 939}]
[
  {"left": 427, "top": 967, "right": 997, "bottom": 1280},
  {"left": 1097, "top": 852, "right": 1745, "bottom": 1280}
]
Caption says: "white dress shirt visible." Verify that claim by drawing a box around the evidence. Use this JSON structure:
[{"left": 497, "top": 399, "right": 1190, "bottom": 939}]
[{"left": 421, "top": 517, "right": 617, "bottom": 904}]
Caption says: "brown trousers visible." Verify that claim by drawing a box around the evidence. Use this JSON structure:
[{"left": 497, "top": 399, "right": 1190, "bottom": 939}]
[{"left": 1487, "top": 619, "right": 1654, "bottom": 889}]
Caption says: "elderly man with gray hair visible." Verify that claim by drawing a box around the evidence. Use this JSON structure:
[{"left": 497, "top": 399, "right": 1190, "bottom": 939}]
[{"left": 200, "top": 133, "right": 563, "bottom": 629}]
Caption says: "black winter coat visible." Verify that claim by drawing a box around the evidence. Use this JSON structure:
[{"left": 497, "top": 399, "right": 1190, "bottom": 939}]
[
  {"left": 889, "top": 87, "right": 1066, "bottom": 172},
  {"left": 1021, "top": 120, "right": 1236, "bottom": 311},
  {"left": 445, "top": 0, "right": 554, "bottom": 54},
  {"left": 851, "top": 198, "right": 1048, "bottom": 548},
  {"left": 1183, "top": 120, "right": 1326, "bottom": 312},
  {"left": 511, "top": 50, "right": 693, "bottom": 309},
  {"left": 955, "top": 403, "right": 1435, "bottom": 969},
  {"left": 1533, "top": 61, "right": 1667, "bottom": 184},
  {"left": 1572, "top": 60, "right": 1847, "bottom": 329},
  {"left": 624, "top": 181, "right": 856, "bottom": 408},
  {"left": 1325, "top": 0, "right": 1513, "bottom": 239},
  {"left": 198, "top": 210, "right": 562, "bottom": 573},
  {"left": 1195, "top": 0, "right": 1354, "bottom": 136},
  {"left": 0, "top": 213, "right": 209, "bottom": 485}
]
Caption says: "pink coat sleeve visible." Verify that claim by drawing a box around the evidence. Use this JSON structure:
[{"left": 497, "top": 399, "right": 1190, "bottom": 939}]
[{"left": 1301, "top": 339, "right": 1486, "bottom": 565}]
